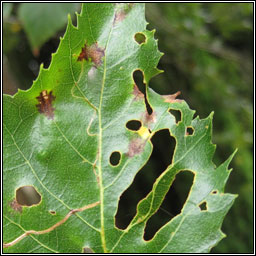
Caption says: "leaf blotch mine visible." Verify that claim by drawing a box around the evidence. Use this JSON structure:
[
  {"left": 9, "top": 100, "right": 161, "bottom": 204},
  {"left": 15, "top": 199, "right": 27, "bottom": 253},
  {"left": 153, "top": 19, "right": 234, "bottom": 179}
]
[
  {"left": 78, "top": 42, "right": 105, "bottom": 67},
  {"left": 127, "top": 138, "right": 146, "bottom": 158},
  {"left": 9, "top": 199, "right": 22, "bottom": 213},
  {"left": 36, "top": 90, "right": 56, "bottom": 120},
  {"left": 16, "top": 185, "right": 41, "bottom": 206}
]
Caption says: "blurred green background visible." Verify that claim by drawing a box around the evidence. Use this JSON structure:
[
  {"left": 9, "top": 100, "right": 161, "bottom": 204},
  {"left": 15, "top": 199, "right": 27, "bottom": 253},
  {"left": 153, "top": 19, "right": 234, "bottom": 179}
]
[{"left": 3, "top": 3, "right": 253, "bottom": 253}]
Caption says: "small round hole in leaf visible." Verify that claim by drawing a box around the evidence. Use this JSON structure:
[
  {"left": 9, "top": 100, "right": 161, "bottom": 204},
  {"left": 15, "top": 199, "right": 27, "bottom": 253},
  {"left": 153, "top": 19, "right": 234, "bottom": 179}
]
[
  {"left": 199, "top": 201, "right": 207, "bottom": 211},
  {"left": 16, "top": 185, "right": 41, "bottom": 206},
  {"left": 110, "top": 151, "right": 121, "bottom": 166},
  {"left": 126, "top": 120, "right": 142, "bottom": 131},
  {"left": 134, "top": 32, "right": 146, "bottom": 44},
  {"left": 186, "top": 126, "right": 194, "bottom": 136}
]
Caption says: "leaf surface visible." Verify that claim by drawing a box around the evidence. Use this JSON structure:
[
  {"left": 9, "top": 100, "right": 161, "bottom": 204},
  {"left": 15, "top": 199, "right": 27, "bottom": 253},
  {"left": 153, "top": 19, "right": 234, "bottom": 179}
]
[{"left": 3, "top": 3, "right": 236, "bottom": 253}]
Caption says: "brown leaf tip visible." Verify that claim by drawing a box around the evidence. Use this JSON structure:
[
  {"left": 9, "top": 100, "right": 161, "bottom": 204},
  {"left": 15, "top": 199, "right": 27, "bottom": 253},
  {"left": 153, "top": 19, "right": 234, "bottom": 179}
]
[
  {"left": 36, "top": 90, "right": 56, "bottom": 120},
  {"left": 127, "top": 138, "right": 146, "bottom": 157},
  {"left": 78, "top": 42, "right": 105, "bottom": 67},
  {"left": 9, "top": 199, "right": 22, "bottom": 213},
  {"left": 162, "top": 91, "right": 183, "bottom": 103}
]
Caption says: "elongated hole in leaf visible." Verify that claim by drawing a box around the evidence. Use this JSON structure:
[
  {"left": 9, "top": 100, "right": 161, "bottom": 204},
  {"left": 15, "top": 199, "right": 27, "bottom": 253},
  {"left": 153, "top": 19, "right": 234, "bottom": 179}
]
[
  {"left": 211, "top": 190, "right": 218, "bottom": 194},
  {"left": 186, "top": 126, "right": 194, "bottom": 136},
  {"left": 143, "top": 170, "right": 194, "bottom": 241},
  {"left": 16, "top": 186, "right": 41, "bottom": 206},
  {"left": 115, "top": 129, "right": 175, "bottom": 230},
  {"left": 134, "top": 32, "right": 146, "bottom": 44},
  {"left": 109, "top": 151, "right": 121, "bottom": 166},
  {"left": 169, "top": 109, "right": 181, "bottom": 123},
  {"left": 126, "top": 120, "right": 142, "bottom": 131},
  {"left": 199, "top": 201, "right": 207, "bottom": 211},
  {"left": 133, "top": 69, "right": 145, "bottom": 94},
  {"left": 49, "top": 210, "right": 56, "bottom": 215},
  {"left": 133, "top": 70, "right": 153, "bottom": 115}
]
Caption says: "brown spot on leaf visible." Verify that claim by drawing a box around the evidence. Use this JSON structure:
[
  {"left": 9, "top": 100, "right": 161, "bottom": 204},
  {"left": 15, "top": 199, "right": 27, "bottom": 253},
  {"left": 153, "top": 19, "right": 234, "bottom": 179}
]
[
  {"left": 83, "top": 247, "right": 94, "bottom": 253},
  {"left": 9, "top": 199, "right": 22, "bottom": 213},
  {"left": 127, "top": 138, "right": 146, "bottom": 157},
  {"left": 133, "top": 84, "right": 144, "bottom": 100},
  {"left": 162, "top": 91, "right": 183, "bottom": 103},
  {"left": 114, "top": 10, "right": 126, "bottom": 23},
  {"left": 36, "top": 90, "right": 56, "bottom": 120},
  {"left": 114, "top": 3, "right": 134, "bottom": 24},
  {"left": 78, "top": 42, "right": 105, "bottom": 67},
  {"left": 142, "top": 111, "right": 156, "bottom": 125}
]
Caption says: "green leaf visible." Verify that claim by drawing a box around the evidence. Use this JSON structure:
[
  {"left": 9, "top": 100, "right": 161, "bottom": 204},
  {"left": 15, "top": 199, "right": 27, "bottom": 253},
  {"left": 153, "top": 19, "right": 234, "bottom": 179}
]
[
  {"left": 3, "top": 3, "right": 237, "bottom": 253},
  {"left": 18, "top": 3, "right": 80, "bottom": 53}
]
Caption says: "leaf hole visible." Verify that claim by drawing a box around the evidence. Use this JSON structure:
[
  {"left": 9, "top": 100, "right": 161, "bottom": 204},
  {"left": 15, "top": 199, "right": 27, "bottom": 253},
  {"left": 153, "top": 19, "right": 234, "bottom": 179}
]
[
  {"left": 49, "top": 210, "right": 56, "bottom": 215},
  {"left": 199, "top": 201, "right": 207, "bottom": 211},
  {"left": 133, "top": 70, "right": 153, "bottom": 115},
  {"left": 169, "top": 109, "right": 181, "bottom": 123},
  {"left": 134, "top": 32, "right": 146, "bottom": 44},
  {"left": 83, "top": 247, "right": 94, "bottom": 253},
  {"left": 133, "top": 69, "right": 145, "bottom": 94},
  {"left": 143, "top": 170, "right": 194, "bottom": 241},
  {"left": 211, "top": 190, "right": 218, "bottom": 194},
  {"left": 115, "top": 129, "right": 175, "bottom": 230},
  {"left": 16, "top": 186, "right": 41, "bottom": 206},
  {"left": 109, "top": 151, "right": 121, "bottom": 166},
  {"left": 126, "top": 120, "right": 142, "bottom": 131},
  {"left": 186, "top": 126, "right": 194, "bottom": 136}
]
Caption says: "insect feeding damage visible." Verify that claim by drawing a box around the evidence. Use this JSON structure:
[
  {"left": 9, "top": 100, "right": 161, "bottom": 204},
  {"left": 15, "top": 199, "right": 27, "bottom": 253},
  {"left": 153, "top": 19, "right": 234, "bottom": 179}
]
[
  {"left": 9, "top": 199, "right": 22, "bottom": 213},
  {"left": 127, "top": 138, "right": 146, "bottom": 158},
  {"left": 36, "top": 90, "right": 56, "bottom": 120},
  {"left": 133, "top": 84, "right": 144, "bottom": 100},
  {"left": 162, "top": 91, "right": 183, "bottom": 103},
  {"left": 114, "top": 3, "right": 134, "bottom": 24},
  {"left": 77, "top": 42, "right": 105, "bottom": 67}
]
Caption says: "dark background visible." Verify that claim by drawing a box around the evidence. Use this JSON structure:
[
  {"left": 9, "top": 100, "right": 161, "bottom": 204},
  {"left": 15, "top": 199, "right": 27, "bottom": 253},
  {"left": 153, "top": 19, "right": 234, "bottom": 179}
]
[{"left": 3, "top": 3, "right": 253, "bottom": 253}]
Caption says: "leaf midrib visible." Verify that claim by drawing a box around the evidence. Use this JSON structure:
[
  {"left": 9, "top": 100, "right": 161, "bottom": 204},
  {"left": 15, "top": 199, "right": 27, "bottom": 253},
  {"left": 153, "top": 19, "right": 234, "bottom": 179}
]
[{"left": 97, "top": 11, "right": 115, "bottom": 253}]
